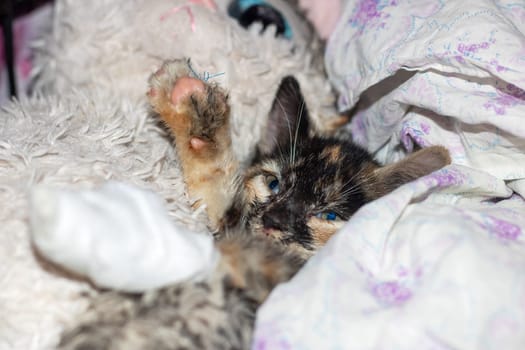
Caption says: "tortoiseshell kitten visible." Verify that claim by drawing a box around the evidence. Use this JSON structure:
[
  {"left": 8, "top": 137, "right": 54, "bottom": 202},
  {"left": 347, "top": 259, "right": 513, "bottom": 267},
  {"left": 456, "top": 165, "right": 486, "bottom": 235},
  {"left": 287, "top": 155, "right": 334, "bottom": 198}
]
[{"left": 59, "top": 59, "right": 450, "bottom": 349}]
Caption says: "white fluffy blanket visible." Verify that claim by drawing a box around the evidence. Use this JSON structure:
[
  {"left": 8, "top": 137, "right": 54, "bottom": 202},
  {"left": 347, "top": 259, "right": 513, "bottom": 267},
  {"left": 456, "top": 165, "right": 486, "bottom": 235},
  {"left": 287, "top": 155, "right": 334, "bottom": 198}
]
[
  {"left": 255, "top": 1, "right": 525, "bottom": 349},
  {"left": 0, "top": 0, "right": 335, "bottom": 348}
]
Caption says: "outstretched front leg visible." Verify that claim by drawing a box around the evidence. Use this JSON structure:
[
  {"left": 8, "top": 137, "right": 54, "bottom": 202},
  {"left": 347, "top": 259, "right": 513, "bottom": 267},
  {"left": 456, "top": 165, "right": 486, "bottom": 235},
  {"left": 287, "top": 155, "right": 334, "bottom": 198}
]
[{"left": 148, "top": 59, "right": 239, "bottom": 231}]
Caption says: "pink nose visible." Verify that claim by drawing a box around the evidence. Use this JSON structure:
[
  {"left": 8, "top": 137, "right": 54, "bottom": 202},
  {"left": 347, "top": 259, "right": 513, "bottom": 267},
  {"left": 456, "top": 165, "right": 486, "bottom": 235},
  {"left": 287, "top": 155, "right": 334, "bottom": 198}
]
[{"left": 262, "top": 227, "right": 280, "bottom": 238}]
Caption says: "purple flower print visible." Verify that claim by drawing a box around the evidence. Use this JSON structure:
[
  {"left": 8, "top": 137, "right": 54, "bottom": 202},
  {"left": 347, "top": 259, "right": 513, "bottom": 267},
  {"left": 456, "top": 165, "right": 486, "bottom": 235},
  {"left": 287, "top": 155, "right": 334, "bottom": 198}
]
[
  {"left": 454, "top": 38, "right": 495, "bottom": 64},
  {"left": 483, "top": 215, "right": 521, "bottom": 241},
  {"left": 400, "top": 121, "right": 431, "bottom": 150},
  {"left": 349, "top": 0, "right": 397, "bottom": 34},
  {"left": 457, "top": 41, "right": 491, "bottom": 56},
  {"left": 489, "top": 59, "right": 506, "bottom": 73},
  {"left": 423, "top": 168, "right": 466, "bottom": 188},
  {"left": 484, "top": 83, "right": 525, "bottom": 116},
  {"left": 397, "top": 266, "right": 410, "bottom": 277},
  {"left": 420, "top": 122, "right": 431, "bottom": 134},
  {"left": 254, "top": 338, "right": 291, "bottom": 350},
  {"left": 371, "top": 281, "right": 412, "bottom": 306},
  {"left": 454, "top": 55, "right": 466, "bottom": 64},
  {"left": 447, "top": 37, "right": 507, "bottom": 72},
  {"left": 353, "top": 0, "right": 382, "bottom": 23}
]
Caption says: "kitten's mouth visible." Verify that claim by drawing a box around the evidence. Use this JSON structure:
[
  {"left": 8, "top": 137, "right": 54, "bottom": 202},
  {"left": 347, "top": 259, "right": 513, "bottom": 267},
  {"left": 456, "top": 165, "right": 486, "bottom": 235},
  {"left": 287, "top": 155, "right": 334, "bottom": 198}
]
[
  {"left": 253, "top": 223, "right": 290, "bottom": 245},
  {"left": 262, "top": 227, "right": 295, "bottom": 247},
  {"left": 262, "top": 227, "right": 281, "bottom": 238}
]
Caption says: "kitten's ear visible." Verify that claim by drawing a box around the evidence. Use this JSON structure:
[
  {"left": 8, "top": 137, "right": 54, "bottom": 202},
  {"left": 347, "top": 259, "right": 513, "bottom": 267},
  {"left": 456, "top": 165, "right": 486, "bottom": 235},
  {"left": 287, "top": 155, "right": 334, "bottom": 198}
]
[
  {"left": 258, "top": 76, "right": 310, "bottom": 155},
  {"left": 370, "top": 146, "right": 451, "bottom": 199}
]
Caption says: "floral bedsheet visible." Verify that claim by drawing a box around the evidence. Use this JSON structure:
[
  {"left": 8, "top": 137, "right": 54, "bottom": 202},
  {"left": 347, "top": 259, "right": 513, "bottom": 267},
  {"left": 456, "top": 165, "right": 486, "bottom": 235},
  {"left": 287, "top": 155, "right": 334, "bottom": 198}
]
[{"left": 254, "top": 1, "right": 525, "bottom": 349}]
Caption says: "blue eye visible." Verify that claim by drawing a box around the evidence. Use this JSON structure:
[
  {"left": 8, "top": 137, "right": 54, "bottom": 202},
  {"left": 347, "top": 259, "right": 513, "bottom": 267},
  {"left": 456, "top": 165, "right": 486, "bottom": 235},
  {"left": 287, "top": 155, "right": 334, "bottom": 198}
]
[
  {"left": 266, "top": 175, "right": 280, "bottom": 194},
  {"left": 316, "top": 211, "right": 339, "bottom": 221}
]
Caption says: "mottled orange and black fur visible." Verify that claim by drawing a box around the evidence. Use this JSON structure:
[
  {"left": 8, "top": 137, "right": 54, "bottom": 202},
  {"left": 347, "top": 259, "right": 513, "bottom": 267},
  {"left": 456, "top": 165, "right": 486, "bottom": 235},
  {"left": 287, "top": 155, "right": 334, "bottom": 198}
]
[{"left": 59, "top": 59, "right": 450, "bottom": 349}]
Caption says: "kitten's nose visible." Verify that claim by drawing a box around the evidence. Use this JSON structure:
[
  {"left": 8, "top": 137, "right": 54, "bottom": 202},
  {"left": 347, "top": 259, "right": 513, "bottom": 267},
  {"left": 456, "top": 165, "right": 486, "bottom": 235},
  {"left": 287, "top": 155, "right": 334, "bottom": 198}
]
[{"left": 262, "top": 209, "right": 288, "bottom": 231}]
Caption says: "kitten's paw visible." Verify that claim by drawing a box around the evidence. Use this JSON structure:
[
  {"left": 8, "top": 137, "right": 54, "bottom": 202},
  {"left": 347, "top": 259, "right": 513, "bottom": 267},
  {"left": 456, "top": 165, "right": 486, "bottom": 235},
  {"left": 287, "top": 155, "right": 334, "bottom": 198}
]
[
  {"left": 148, "top": 59, "right": 230, "bottom": 154},
  {"left": 147, "top": 60, "right": 239, "bottom": 229}
]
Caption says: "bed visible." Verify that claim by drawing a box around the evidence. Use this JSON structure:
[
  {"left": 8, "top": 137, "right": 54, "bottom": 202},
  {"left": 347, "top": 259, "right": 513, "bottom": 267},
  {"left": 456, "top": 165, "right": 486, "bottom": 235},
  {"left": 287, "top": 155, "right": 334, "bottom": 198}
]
[
  {"left": 255, "top": 1, "right": 525, "bottom": 349},
  {"left": 1, "top": 0, "right": 524, "bottom": 349}
]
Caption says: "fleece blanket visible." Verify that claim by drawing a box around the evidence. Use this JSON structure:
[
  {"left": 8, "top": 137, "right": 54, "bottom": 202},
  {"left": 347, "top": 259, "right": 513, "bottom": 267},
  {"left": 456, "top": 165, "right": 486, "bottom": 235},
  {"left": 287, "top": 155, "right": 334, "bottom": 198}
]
[
  {"left": 0, "top": 0, "right": 336, "bottom": 348},
  {"left": 255, "top": 1, "right": 525, "bottom": 349}
]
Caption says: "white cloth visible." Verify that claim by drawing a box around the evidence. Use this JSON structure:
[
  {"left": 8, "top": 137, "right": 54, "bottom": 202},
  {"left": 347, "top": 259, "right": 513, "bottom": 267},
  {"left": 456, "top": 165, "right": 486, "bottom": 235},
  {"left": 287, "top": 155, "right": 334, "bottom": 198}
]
[
  {"left": 29, "top": 182, "right": 219, "bottom": 292},
  {"left": 254, "top": 1, "right": 525, "bottom": 349},
  {"left": 255, "top": 166, "right": 525, "bottom": 349}
]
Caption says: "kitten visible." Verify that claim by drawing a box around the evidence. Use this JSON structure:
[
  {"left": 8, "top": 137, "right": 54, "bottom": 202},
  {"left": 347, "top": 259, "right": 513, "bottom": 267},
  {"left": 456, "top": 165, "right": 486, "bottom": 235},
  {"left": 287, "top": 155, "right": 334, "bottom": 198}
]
[{"left": 59, "top": 59, "right": 450, "bottom": 349}]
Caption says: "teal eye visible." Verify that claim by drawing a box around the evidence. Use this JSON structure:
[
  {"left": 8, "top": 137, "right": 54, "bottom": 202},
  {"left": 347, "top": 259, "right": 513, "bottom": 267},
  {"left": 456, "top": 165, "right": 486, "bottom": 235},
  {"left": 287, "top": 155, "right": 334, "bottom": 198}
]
[
  {"left": 316, "top": 211, "right": 339, "bottom": 221},
  {"left": 266, "top": 175, "right": 280, "bottom": 194}
]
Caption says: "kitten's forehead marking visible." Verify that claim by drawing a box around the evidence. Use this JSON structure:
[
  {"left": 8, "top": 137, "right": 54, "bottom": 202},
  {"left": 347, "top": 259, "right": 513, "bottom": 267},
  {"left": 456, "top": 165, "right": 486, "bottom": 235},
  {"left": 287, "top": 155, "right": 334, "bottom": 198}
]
[{"left": 320, "top": 145, "right": 342, "bottom": 164}]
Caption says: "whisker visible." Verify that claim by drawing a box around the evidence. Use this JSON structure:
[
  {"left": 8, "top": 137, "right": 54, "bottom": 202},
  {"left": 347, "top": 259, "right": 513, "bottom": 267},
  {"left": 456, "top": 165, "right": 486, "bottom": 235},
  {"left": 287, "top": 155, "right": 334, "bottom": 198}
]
[
  {"left": 338, "top": 165, "right": 378, "bottom": 198},
  {"left": 339, "top": 165, "right": 369, "bottom": 190},
  {"left": 277, "top": 97, "right": 295, "bottom": 166},
  {"left": 292, "top": 99, "right": 305, "bottom": 165}
]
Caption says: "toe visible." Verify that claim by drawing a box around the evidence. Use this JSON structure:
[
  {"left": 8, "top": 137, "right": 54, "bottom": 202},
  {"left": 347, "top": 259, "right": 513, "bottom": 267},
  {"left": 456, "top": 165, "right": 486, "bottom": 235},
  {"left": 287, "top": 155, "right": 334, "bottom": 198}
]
[{"left": 171, "top": 77, "right": 206, "bottom": 106}]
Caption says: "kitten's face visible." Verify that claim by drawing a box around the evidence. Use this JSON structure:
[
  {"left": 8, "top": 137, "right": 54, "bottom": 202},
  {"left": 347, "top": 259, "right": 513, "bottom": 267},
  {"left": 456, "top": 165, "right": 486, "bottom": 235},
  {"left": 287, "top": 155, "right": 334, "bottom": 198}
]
[
  {"left": 236, "top": 77, "right": 450, "bottom": 257},
  {"left": 243, "top": 138, "right": 377, "bottom": 257}
]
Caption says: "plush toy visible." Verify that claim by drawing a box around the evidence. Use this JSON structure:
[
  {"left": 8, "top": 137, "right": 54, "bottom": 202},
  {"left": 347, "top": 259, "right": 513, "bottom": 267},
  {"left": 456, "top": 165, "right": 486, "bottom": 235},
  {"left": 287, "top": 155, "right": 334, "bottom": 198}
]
[
  {"left": 32, "top": 0, "right": 337, "bottom": 163},
  {"left": 0, "top": 0, "right": 338, "bottom": 348},
  {"left": 297, "top": 0, "right": 342, "bottom": 39}
]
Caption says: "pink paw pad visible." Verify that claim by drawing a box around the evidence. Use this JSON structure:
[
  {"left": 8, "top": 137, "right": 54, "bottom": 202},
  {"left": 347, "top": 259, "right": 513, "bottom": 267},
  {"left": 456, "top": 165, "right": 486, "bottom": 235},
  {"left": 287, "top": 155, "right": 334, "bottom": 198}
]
[
  {"left": 171, "top": 76, "right": 206, "bottom": 106},
  {"left": 170, "top": 76, "right": 209, "bottom": 151},
  {"left": 190, "top": 137, "right": 208, "bottom": 151}
]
